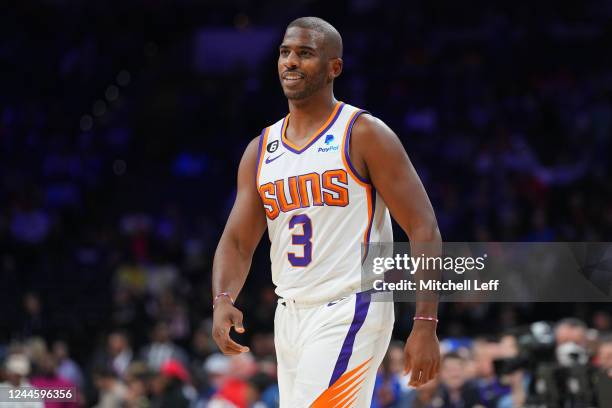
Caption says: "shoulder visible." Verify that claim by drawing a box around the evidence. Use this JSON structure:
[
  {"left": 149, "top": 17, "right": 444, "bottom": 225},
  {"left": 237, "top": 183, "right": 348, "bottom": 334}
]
[
  {"left": 235, "top": 135, "right": 264, "bottom": 176},
  {"left": 244, "top": 134, "right": 263, "bottom": 160},
  {"left": 351, "top": 113, "right": 402, "bottom": 151}
]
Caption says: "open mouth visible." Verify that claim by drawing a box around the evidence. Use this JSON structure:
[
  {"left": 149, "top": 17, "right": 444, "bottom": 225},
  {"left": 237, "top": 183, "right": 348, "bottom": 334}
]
[{"left": 282, "top": 72, "right": 304, "bottom": 82}]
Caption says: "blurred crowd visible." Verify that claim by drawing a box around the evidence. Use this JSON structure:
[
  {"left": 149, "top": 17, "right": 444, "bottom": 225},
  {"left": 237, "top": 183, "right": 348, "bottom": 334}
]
[
  {"left": 1, "top": 0, "right": 612, "bottom": 406},
  {"left": 3, "top": 316, "right": 612, "bottom": 407}
]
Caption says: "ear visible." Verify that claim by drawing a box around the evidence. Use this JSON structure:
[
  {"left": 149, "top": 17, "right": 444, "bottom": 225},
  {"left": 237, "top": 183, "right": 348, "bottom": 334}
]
[{"left": 329, "top": 58, "right": 343, "bottom": 80}]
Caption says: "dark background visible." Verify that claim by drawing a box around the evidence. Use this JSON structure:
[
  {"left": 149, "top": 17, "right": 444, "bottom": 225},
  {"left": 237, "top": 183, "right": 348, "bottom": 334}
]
[{"left": 1, "top": 0, "right": 611, "bottom": 405}]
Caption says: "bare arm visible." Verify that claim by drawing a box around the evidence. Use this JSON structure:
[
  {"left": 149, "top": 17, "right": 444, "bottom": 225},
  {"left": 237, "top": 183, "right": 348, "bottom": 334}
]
[
  {"left": 211, "top": 136, "right": 267, "bottom": 355},
  {"left": 351, "top": 114, "right": 441, "bottom": 386}
]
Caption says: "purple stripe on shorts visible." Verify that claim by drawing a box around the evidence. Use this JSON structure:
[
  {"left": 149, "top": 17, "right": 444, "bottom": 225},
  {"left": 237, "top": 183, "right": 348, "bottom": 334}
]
[{"left": 328, "top": 291, "right": 372, "bottom": 386}]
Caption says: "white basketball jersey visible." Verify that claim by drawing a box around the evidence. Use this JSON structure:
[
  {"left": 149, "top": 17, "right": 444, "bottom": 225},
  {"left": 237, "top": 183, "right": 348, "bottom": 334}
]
[{"left": 256, "top": 102, "right": 393, "bottom": 303}]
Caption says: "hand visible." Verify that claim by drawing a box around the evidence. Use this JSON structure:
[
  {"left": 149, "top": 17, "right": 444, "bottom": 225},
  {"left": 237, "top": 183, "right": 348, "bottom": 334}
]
[
  {"left": 403, "top": 321, "right": 440, "bottom": 387},
  {"left": 212, "top": 298, "right": 250, "bottom": 355}
]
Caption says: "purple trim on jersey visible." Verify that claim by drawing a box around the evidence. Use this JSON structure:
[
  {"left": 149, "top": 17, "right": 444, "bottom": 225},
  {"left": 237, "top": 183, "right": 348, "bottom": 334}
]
[
  {"left": 366, "top": 187, "right": 376, "bottom": 244},
  {"left": 255, "top": 128, "right": 265, "bottom": 186},
  {"left": 344, "top": 109, "right": 370, "bottom": 184},
  {"left": 328, "top": 291, "right": 372, "bottom": 386},
  {"left": 362, "top": 187, "right": 377, "bottom": 263},
  {"left": 281, "top": 103, "right": 345, "bottom": 154}
]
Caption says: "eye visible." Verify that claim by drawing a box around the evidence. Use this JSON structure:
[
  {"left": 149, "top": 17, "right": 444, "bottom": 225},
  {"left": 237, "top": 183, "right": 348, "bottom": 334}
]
[
  {"left": 300, "top": 50, "right": 312, "bottom": 57},
  {"left": 280, "top": 49, "right": 289, "bottom": 57}
]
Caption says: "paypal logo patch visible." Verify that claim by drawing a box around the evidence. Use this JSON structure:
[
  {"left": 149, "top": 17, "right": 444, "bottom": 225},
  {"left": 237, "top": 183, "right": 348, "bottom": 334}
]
[{"left": 319, "top": 134, "right": 338, "bottom": 152}]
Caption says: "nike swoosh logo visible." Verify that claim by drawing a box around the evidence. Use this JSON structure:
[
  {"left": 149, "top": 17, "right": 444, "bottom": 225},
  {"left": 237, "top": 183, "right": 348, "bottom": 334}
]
[
  {"left": 265, "top": 152, "right": 285, "bottom": 164},
  {"left": 327, "top": 297, "right": 347, "bottom": 307}
]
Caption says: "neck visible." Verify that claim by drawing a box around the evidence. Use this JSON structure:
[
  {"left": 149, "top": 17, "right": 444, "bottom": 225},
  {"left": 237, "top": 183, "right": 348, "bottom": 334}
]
[{"left": 287, "top": 89, "right": 337, "bottom": 130}]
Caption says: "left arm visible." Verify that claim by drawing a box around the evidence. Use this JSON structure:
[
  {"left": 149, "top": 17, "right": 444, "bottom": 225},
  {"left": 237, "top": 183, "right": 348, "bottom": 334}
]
[{"left": 350, "top": 113, "right": 441, "bottom": 387}]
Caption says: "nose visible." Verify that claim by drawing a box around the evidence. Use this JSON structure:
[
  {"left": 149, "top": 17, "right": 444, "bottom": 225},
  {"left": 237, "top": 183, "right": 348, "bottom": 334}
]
[{"left": 284, "top": 50, "right": 299, "bottom": 69}]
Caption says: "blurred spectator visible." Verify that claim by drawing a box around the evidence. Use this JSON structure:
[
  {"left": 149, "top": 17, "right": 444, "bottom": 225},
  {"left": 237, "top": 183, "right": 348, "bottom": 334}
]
[
  {"left": 151, "top": 290, "right": 190, "bottom": 341},
  {"left": 403, "top": 378, "right": 441, "bottom": 408},
  {"left": 20, "top": 293, "right": 47, "bottom": 340},
  {"left": 245, "top": 372, "right": 274, "bottom": 408},
  {"left": 30, "top": 353, "right": 78, "bottom": 408},
  {"left": 385, "top": 341, "right": 412, "bottom": 403},
  {"left": 371, "top": 351, "right": 402, "bottom": 408},
  {"left": 110, "top": 289, "right": 149, "bottom": 343},
  {"left": 437, "top": 352, "right": 483, "bottom": 407},
  {"left": 189, "top": 322, "right": 216, "bottom": 392},
  {"left": 124, "top": 375, "right": 150, "bottom": 408},
  {"left": 92, "top": 367, "right": 127, "bottom": 408},
  {"left": 139, "top": 322, "right": 187, "bottom": 371},
  {"left": 555, "top": 318, "right": 588, "bottom": 347},
  {"left": 596, "top": 335, "right": 612, "bottom": 372},
  {"left": 52, "top": 341, "right": 84, "bottom": 391},
  {"left": 555, "top": 318, "right": 590, "bottom": 367},
  {"left": 123, "top": 362, "right": 151, "bottom": 408},
  {"left": 496, "top": 369, "right": 529, "bottom": 408},
  {"left": 193, "top": 353, "right": 230, "bottom": 406},
  {"left": 592, "top": 311, "right": 612, "bottom": 332},
  {"left": 207, "top": 353, "right": 257, "bottom": 408},
  {"left": 149, "top": 359, "right": 194, "bottom": 408},
  {"left": 107, "top": 331, "right": 134, "bottom": 379},
  {"left": 472, "top": 340, "right": 509, "bottom": 406},
  {"left": 495, "top": 334, "right": 528, "bottom": 408},
  {"left": 91, "top": 331, "right": 134, "bottom": 380},
  {"left": 0, "top": 353, "right": 43, "bottom": 408}
]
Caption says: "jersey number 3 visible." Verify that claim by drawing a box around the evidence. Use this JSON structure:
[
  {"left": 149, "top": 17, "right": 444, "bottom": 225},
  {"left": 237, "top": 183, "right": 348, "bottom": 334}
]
[{"left": 288, "top": 214, "right": 312, "bottom": 267}]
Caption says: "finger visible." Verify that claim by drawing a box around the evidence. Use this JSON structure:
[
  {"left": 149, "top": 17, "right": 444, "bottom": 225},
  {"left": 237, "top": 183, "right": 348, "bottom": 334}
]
[
  {"left": 233, "top": 322, "right": 245, "bottom": 334},
  {"left": 403, "top": 350, "right": 412, "bottom": 376},
  {"left": 425, "top": 360, "right": 436, "bottom": 383},
  {"left": 409, "top": 365, "right": 423, "bottom": 387},
  {"left": 231, "top": 313, "right": 245, "bottom": 334},
  {"left": 214, "top": 326, "right": 249, "bottom": 354},
  {"left": 220, "top": 339, "right": 248, "bottom": 355},
  {"left": 225, "top": 337, "right": 250, "bottom": 353},
  {"left": 221, "top": 347, "right": 241, "bottom": 356}
]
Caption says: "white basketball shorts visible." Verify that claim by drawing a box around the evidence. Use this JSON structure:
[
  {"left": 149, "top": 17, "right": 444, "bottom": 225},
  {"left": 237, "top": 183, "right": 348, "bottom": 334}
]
[{"left": 274, "top": 291, "right": 394, "bottom": 407}]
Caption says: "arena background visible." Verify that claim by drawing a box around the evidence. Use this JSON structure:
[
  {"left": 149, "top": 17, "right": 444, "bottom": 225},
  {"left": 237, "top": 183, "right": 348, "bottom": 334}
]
[{"left": 1, "top": 0, "right": 611, "bottom": 406}]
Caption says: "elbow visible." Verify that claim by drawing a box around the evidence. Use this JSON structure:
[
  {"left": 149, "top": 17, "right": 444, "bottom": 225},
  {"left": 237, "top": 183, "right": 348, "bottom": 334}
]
[{"left": 409, "top": 219, "right": 442, "bottom": 243}]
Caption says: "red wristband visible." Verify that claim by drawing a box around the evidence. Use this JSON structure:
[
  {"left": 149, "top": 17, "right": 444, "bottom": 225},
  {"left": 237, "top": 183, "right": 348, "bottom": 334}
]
[
  {"left": 413, "top": 316, "right": 438, "bottom": 323},
  {"left": 213, "top": 292, "right": 234, "bottom": 309}
]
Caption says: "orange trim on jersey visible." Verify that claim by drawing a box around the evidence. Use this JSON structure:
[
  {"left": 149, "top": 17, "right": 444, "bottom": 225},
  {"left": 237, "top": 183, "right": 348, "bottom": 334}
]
[
  {"left": 341, "top": 109, "right": 370, "bottom": 187},
  {"left": 255, "top": 127, "right": 271, "bottom": 186},
  {"left": 311, "top": 358, "right": 371, "bottom": 408},
  {"left": 281, "top": 101, "right": 342, "bottom": 151}
]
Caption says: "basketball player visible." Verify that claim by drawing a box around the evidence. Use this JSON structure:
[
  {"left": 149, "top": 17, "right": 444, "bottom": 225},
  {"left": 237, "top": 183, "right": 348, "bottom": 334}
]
[{"left": 212, "top": 17, "right": 441, "bottom": 407}]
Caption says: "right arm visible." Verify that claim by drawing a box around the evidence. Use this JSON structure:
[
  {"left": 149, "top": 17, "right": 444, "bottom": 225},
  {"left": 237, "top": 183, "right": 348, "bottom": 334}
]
[{"left": 211, "top": 136, "right": 267, "bottom": 355}]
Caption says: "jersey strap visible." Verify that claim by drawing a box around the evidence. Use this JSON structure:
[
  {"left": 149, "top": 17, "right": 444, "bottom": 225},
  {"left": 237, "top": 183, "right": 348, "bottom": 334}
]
[{"left": 341, "top": 108, "right": 370, "bottom": 186}]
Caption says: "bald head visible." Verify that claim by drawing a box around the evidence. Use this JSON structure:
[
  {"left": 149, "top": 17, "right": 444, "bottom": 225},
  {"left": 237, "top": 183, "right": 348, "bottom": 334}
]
[{"left": 286, "top": 17, "right": 343, "bottom": 58}]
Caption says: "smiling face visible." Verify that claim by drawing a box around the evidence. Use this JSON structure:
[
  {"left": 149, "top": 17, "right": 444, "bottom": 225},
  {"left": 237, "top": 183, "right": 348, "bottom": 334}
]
[{"left": 278, "top": 26, "right": 341, "bottom": 100}]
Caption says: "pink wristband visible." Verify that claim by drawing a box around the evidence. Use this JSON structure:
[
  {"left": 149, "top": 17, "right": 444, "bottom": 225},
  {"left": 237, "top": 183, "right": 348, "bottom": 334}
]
[
  {"left": 413, "top": 316, "right": 439, "bottom": 323},
  {"left": 213, "top": 292, "right": 234, "bottom": 308}
]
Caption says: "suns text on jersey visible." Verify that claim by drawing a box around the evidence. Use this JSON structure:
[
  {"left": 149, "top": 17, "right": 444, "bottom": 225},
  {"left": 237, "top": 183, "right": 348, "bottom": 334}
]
[{"left": 258, "top": 169, "right": 349, "bottom": 220}]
